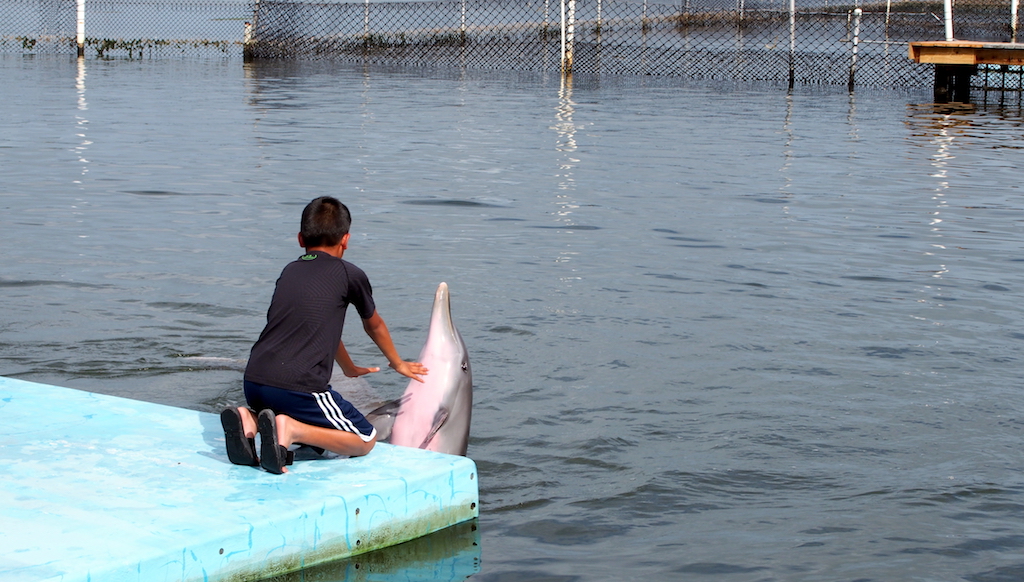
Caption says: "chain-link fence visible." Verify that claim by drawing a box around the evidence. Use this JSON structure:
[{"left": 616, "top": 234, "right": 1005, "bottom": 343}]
[
  {"left": 2, "top": 0, "right": 1021, "bottom": 90},
  {"left": 246, "top": 0, "right": 1021, "bottom": 88},
  {"left": 1, "top": 0, "right": 251, "bottom": 57}
]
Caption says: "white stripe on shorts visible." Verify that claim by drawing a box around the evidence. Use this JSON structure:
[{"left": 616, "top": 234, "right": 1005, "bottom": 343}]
[{"left": 313, "top": 391, "right": 358, "bottom": 434}]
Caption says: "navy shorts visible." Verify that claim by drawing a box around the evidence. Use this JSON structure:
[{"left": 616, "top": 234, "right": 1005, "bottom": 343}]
[{"left": 243, "top": 380, "right": 377, "bottom": 442}]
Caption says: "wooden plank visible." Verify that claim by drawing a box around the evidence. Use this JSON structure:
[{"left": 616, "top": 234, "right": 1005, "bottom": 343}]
[
  {"left": 910, "top": 41, "right": 1024, "bottom": 66},
  {"left": 976, "top": 48, "right": 1024, "bottom": 66}
]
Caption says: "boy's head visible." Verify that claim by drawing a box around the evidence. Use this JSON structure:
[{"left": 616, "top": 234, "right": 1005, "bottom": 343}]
[{"left": 300, "top": 196, "right": 351, "bottom": 248}]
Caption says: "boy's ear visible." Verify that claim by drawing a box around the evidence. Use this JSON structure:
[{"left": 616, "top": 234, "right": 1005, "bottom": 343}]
[
  {"left": 297, "top": 232, "right": 305, "bottom": 248},
  {"left": 341, "top": 233, "right": 350, "bottom": 250}
]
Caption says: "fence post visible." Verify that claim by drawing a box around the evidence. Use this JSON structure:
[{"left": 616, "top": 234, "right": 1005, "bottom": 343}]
[
  {"left": 364, "top": 0, "right": 370, "bottom": 38},
  {"left": 461, "top": 0, "right": 467, "bottom": 39},
  {"left": 884, "top": 0, "right": 891, "bottom": 40},
  {"left": 943, "top": 0, "right": 953, "bottom": 40},
  {"left": 568, "top": 0, "right": 576, "bottom": 70},
  {"left": 848, "top": 7, "right": 860, "bottom": 90},
  {"left": 1012, "top": 0, "right": 1019, "bottom": 43},
  {"left": 560, "top": 0, "right": 574, "bottom": 74},
  {"left": 77, "top": 0, "right": 85, "bottom": 57},
  {"left": 560, "top": 0, "right": 565, "bottom": 71},
  {"left": 788, "top": 0, "right": 795, "bottom": 89},
  {"left": 243, "top": 21, "right": 253, "bottom": 60}
]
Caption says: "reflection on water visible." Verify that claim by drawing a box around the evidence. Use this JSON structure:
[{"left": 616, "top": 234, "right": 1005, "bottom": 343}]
[
  {"left": 260, "top": 520, "right": 480, "bottom": 582},
  {"left": 552, "top": 74, "right": 582, "bottom": 275},
  {"left": 74, "top": 57, "right": 90, "bottom": 183},
  {"left": 778, "top": 92, "right": 794, "bottom": 197}
]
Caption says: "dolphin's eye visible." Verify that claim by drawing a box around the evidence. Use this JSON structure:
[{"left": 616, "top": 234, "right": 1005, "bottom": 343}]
[{"left": 461, "top": 362, "right": 468, "bottom": 372}]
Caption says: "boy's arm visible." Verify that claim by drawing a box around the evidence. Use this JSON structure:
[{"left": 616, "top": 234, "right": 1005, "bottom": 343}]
[
  {"left": 361, "top": 310, "right": 428, "bottom": 383},
  {"left": 335, "top": 340, "right": 380, "bottom": 378}
]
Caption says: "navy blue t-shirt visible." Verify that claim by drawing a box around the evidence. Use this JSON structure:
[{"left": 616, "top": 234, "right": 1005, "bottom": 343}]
[{"left": 244, "top": 252, "right": 376, "bottom": 394}]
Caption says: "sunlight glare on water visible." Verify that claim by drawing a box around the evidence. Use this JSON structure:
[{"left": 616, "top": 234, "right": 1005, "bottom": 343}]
[{"left": 2, "top": 55, "right": 1024, "bottom": 580}]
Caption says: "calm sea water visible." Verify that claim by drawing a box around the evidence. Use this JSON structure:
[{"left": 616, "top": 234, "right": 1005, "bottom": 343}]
[{"left": 3, "top": 54, "right": 1024, "bottom": 581}]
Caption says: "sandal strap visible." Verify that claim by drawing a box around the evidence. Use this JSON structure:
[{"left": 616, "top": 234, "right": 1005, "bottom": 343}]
[{"left": 281, "top": 446, "right": 295, "bottom": 466}]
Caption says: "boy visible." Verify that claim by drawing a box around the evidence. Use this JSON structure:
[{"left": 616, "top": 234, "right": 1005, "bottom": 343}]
[{"left": 221, "top": 196, "right": 427, "bottom": 474}]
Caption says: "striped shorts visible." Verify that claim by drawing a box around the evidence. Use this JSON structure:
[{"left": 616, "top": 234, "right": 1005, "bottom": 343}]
[{"left": 243, "top": 380, "right": 377, "bottom": 442}]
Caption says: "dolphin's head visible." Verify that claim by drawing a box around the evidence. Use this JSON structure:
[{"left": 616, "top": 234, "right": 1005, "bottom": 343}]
[{"left": 425, "top": 282, "right": 471, "bottom": 377}]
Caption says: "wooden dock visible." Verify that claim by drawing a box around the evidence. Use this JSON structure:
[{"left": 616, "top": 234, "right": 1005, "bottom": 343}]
[
  {"left": 909, "top": 41, "right": 1024, "bottom": 66},
  {"left": 909, "top": 41, "right": 1024, "bottom": 102}
]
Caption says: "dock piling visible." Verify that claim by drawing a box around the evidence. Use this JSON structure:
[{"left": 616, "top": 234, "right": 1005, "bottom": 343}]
[{"left": 933, "top": 64, "right": 975, "bottom": 102}]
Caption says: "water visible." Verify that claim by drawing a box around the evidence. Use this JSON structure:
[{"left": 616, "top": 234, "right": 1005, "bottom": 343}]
[{"left": 3, "top": 54, "right": 1024, "bottom": 581}]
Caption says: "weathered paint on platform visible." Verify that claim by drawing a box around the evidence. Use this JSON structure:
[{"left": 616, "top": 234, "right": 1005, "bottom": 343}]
[
  {"left": 909, "top": 41, "right": 1024, "bottom": 66},
  {"left": 0, "top": 376, "right": 478, "bottom": 582}
]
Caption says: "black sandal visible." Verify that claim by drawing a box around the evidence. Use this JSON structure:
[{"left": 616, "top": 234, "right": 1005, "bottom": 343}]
[
  {"left": 257, "top": 409, "right": 295, "bottom": 474},
  {"left": 220, "top": 407, "right": 259, "bottom": 466}
]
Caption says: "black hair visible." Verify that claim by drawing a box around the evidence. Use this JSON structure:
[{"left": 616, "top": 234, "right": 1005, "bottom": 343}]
[{"left": 300, "top": 196, "right": 352, "bottom": 248}]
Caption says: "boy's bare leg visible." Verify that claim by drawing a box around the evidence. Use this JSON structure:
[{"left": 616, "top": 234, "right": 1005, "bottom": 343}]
[
  {"left": 276, "top": 414, "right": 376, "bottom": 457},
  {"left": 237, "top": 407, "right": 258, "bottom": 438}
]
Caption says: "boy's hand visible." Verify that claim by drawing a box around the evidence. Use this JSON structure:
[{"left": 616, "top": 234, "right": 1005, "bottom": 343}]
[
  {"left": 343, "top": 365, "right": 381, "bottom": 378},
  {"left": 390, "top": 360, "right": 428, "bottom": 383}
]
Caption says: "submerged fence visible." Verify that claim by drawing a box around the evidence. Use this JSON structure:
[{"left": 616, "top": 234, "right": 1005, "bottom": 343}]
[
  {"left": 0, "top": 0, "right": 251, "bottom": 57},
  {"left": 2, "top": 0, "right": 1021, "bottom": 90}
]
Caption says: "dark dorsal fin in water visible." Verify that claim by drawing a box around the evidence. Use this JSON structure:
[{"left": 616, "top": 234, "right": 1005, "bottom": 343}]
[
  {"left": 366, "top": 396, "right": 409, "bottom": 443},
  {"left": 367, "top": 397, "right": 404, "bottom": 418}
]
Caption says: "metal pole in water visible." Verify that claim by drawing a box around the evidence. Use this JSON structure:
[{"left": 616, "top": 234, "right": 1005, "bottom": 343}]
[
  {"left": 788, "top": 0, "right": 795, "bottom": 89},
  {"left": 848, "top": 7, "right": 860, "bottom": 90},
  {"left": 77, "top": 0, "right": 85, "bottom": 57},
  {"left": 364, "top": 0, "right": 370, "bottom": 38},
  {"left": 944, "top": 0, "right": 953, "bottom": 40},
  {"left": 243, "top": 21, "right": 253, "bottom": 60},
  {"left": 1011, "top": 0, "right": 1019, "bottom": 43},
  {"left": 885, "top": 0, "right": 891, "bottom": 40},
  {"left": 567, "top": 0, "right": 575, "bottom": 72},
  {"left": 244, "top": 0, "right": 260, "bottom": 59},
  {"left": 560, "top": 0, "right": 567, "bottom": 73}
]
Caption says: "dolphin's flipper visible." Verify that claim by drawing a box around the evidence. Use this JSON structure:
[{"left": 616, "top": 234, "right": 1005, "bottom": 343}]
[{"left": 418, "top": 407, "right": 450, "bottom": 449}]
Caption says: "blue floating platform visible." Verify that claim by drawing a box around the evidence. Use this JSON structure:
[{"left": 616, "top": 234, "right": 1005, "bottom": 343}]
[{"left": 0, "top": 376, "right": 479, "bottom": 582}]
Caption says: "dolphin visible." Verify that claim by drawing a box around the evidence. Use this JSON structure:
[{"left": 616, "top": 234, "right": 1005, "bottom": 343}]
[{"left": 385, "top": 282, "right": 472, "bottom": 456}]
